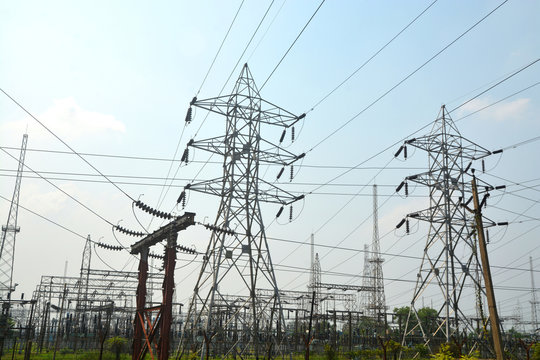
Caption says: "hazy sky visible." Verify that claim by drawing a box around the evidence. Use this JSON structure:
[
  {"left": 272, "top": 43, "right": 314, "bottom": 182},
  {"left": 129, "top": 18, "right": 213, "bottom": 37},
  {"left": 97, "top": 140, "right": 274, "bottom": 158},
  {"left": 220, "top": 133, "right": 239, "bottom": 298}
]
[{"left": 0, "top": 0, "right": 539, "bottom": 328}]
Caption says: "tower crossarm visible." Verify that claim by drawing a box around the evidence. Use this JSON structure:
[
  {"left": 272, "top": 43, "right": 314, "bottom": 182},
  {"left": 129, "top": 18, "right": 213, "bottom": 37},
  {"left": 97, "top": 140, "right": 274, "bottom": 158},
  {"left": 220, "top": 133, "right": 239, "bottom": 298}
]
[
  {"left": 405, "top": 207, "right": 496, "bottom": 228},
  {"left": 186, "top": 178, "right": 303, "bottom": 205},
  {"left": 189, "top": 136, "right": 304, "bottom": 166},
  {"left": 404, "top": 134, "right": 491, "bottom": 161},
  {"left": 193, "top": 95, "right": 305, "bottom": 128},
  {"left": 315, "top": 283, "right": 375, "bottom": 292}
]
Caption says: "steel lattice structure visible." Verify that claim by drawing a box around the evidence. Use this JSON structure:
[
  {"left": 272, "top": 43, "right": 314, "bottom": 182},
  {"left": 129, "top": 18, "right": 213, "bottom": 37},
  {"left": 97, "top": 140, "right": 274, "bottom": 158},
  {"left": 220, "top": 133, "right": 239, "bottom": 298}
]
[
  {"left": 309, "top": 234, "right": 321, "bottom": 316},
  {"left": 0, "top": 134, "right": 27, "bottom": 300},
  {"left": 360, "top": 244, "right": 371, "bottom": 312},
  {"left": 179, "top": 64, "right": 305, "bottom": 360},
  {"left": 397, "top": 105, "right": 496, "bottom": 350},
  {"left": 366, "top": 185, "right": 386, "bottom": 320},
  {"left": 32, "top": 269, "right": 166, "bottom": 351}
]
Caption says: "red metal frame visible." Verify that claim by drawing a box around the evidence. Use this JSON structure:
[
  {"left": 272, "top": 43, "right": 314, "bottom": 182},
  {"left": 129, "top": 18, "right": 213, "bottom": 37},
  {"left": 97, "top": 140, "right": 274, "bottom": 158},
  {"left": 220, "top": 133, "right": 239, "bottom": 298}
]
[{"left": 132, "top": 234, "right": 178, "bottom": 360}]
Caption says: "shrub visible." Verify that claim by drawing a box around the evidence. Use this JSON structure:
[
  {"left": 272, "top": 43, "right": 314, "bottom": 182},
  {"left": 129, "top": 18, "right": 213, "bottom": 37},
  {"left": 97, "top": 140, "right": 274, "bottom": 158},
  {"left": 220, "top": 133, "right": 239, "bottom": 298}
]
[
  {"left": 413, "top": 344, "right": 429, "bottom": 357},
  {"left": 459, "top": 350, "right": 479, "bottom": 360},
  {"left": 431, "top": 343, "right": 454, "bottom": 360},
  {"left": 532, "top": 343, "right": 540, "bottom": 360},
  {"left": 106, "top": 337, "right": 128, "bottom": 360}
]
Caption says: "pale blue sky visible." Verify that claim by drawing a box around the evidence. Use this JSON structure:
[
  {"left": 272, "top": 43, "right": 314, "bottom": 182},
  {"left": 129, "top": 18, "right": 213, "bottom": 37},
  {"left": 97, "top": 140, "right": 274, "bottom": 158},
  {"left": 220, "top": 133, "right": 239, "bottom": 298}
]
[{"left": 1, "top": 0, "right": 539, "bottom": 327}]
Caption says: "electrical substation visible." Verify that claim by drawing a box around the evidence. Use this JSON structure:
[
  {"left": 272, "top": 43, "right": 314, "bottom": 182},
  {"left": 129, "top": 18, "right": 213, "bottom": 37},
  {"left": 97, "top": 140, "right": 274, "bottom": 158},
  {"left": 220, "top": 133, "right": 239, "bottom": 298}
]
[{"left": 0, "top": 2, "right": 539, "bottom": 360}]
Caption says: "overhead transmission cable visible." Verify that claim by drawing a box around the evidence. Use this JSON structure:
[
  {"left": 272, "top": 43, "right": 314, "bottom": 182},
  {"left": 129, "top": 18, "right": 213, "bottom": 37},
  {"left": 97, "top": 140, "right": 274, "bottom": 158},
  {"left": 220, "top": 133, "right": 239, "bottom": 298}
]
[
  {"left": 0, "top": 146, "right": 429, "bottom": 171},
  {"left": 181, "top": 1, "right": 278, "bottom": 192},
  {"left": 307, "top": 0, "right": 438, "bottom": 113},
  {"left": 150, "top": 2, "right": 247, "bottom": 224},
  {"left": 0, "top": 193, "right": 88, "bottom": 241},
  {"left": 449, "top": 58, "right": 540, "bottom": 113},
  {"left": 454, "top": 80, "right": 540, "bottom": 123},
  {"left": 277, "top": 124, "right": 540, "bottom": 291},
  {"left": 149, "top": 124, "right": 188, "bottom": 228},
  {"left": 272, "top": 76, "right": 540, "bottom": 283},
  {"left": 191, "top": 0, "right": 276, "bottom": 139},
  {"left": 276, "top": 156, "right": 396, "bottom": 270},
  {"left": 306, "top": 0, "right": 509, "bottom": 154},
  {"left": 246, "top": 0, "right": 288, "bottom": 62},
  {"left": 0, "top": 147, "right": 115, "bottom": 227},
  {"left": 302, "top": 59, "right": 540, "bottom": 201},
  {"left": 259, "top": 0, "right": 326, "bottom": 90},
  {"left": 196, "top": 0, "right": 246, "bottom": 96},
  {"left": 0, "top": 88, "right": 135, "bottom": 202}
]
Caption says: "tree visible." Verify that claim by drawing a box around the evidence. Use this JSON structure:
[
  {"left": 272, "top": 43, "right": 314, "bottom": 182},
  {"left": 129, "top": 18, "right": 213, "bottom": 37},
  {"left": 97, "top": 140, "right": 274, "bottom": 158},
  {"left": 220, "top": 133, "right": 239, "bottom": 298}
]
[
  {"left": 106, "top": 336, "right": 128, "bottom": 360},
  {"left": 393, "top": 306, "right": 438, "bottom": 339}
]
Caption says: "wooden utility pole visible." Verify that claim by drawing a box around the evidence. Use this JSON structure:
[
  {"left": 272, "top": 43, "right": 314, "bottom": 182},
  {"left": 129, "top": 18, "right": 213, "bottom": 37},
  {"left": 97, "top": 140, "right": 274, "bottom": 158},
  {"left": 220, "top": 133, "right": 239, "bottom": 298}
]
[{"left": 470, "top": 177, "right": 504, "bottom": 360}]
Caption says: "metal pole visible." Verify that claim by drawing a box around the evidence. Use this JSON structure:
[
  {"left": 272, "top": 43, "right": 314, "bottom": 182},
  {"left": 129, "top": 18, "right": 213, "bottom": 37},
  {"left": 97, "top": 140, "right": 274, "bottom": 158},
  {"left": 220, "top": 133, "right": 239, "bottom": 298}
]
[
  {"left": 52, "top": 284, "right": 67, "bottom": 360},
  {"left": 305, "top": 291, "right": 315, "bottom": 360},
  {"left": 158, "top": 233, "right": 178, "bottom": 360},
  {"left": 132, "top": 248, "right": 148, "bottom": 360},
  {"left": 471, "top": 177, "right": 504, "bottom": 360},
  {"left": 23, "top": 300, "right": 36, "bottom": 360}
]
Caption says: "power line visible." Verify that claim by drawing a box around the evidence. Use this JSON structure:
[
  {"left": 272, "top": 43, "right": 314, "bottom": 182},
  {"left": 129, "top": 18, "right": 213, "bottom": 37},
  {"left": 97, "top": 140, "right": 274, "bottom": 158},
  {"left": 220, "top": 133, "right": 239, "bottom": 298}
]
[
  {"left": 197, "top": 0, "right": 246, "bottom": 95},
  {"left": 502, "top": 134, "right": 540, "bottom": 152},
  {"left": 306, "top": 0, "right": 509, "bottom": 153},
  {"left": 1, "top": 173, "right": 441, "bottom": 197},
  {"left": 271, "top": 215, "right": 538, "bottom": 272},
  {"left": 0, "top": 169, "right": 423, "bottom": 187},
  {"left": 213, "top": 0, "right": 276, "bottom": 97},
  {"left": 0, "top": 193, "right": 87, "bottom": 241},
  {"left": 454, "top": 80, "right": 540, "bottom": 123},
  {"left": 151, "top": 123, "right": 188, "bottom": 226},
  {"left": 246, "top": 0, "right": 288, "bottom": 62},
  {"left": 0, "top": 171, "right": 442, "bottom": 190},
  {"left": 450, "top": 58, "right": 540, "bottom": 113},
  {"left": 0, "top": 88, "right": 136, "bottom": 202},
  {"left": 0, "top": 147, "right": 115, "bottom": 226},
  {"left": 260, "top": 0, "right": 326, "bottom": 90},
  {"left": 0, "top": 146, "right": 429, "bottom": 170},
  {"left": 307, "top": 0, "right": 438, "bottom": 113}
]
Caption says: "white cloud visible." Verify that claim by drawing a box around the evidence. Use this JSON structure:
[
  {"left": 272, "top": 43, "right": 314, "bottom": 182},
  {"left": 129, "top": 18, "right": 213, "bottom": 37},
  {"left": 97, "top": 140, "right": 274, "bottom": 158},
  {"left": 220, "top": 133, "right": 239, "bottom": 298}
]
[
  {"left": 458, "top": 97, "right": 530, "bottom": 122},
  {"left": 2, "top": 97, "right": 125, "bottom": 141}
]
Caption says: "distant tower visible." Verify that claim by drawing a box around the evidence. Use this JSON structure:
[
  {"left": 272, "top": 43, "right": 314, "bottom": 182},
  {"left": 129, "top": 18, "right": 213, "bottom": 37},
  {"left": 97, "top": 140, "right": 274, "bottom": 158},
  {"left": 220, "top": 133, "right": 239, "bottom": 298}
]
[
  {"left": 0, "top": 134, "right": 28, "bottom": 300},
  {"left": 367, "top": 184, "right": 386, "bottom": 320},
  {"left": 309, "top": 234, "right": 321, "bottom": 315},
  {"left": 512, "top": 300, "right": 524, "bottom": 333},
  {"left": 530, "top": 257, "right": 538, "bottom": 332},
  {"left": 361, "top": 244, "right": 372, "bottom": 312}
]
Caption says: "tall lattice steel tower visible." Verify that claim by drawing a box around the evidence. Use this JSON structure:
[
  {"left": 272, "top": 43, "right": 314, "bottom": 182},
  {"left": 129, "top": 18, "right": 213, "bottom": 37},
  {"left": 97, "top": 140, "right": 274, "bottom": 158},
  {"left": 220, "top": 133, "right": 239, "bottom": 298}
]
[
  {"left": 309, "top": 234, "right": 321, "bottom": 316},
  {"left": 530, "top": 257, "right": 538, "bottom": 332},
  {"left": 179, "top": 64, "right": 305, "bottom": 360},
  {"left": 360, "top": 244, "right": 371, "bottom": 313},
  {"left": 366, "top": 185, "right": 386, "bottom": 320},
  {"left": 396, "top": 105, "right": 494, "bottom": 348},
  {"left": 0, "top": 134, "right": 27, "bottom": 300}
]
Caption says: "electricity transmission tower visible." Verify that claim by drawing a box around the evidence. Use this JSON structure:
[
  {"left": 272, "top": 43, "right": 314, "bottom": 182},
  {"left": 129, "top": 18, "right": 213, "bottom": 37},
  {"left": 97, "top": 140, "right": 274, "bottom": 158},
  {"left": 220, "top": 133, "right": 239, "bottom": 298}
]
[
  {"left": 309, "top": 234, "right": 321, "bottom": 316},
  {"left": 366, "top": 185, "right": 386, "bottom": 321},
  {"left": 530, "top": 257, "right": 538, "bottom": 332},
  {"left": 361, "top": 244, "right": 371, "bottom": 311},
  {"left": 395, "top": 105, "right": 497, "bottom": 349},
  {"left": 0, "top": 133, "right": 28, "bottom": 300},
  {"left": 179, "top": 64, "right": 305, "bottom": 360}
]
